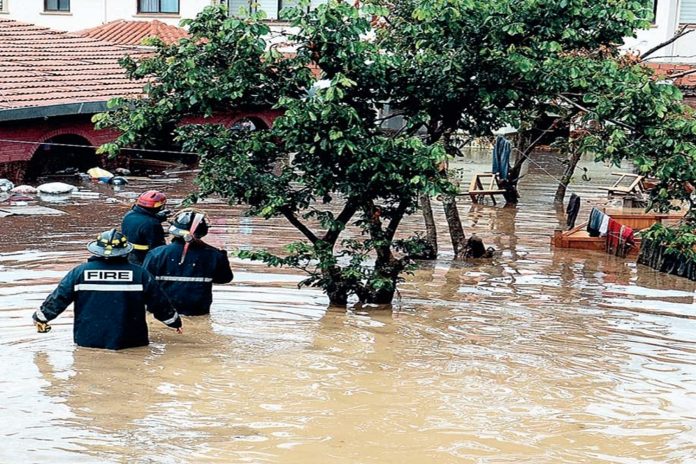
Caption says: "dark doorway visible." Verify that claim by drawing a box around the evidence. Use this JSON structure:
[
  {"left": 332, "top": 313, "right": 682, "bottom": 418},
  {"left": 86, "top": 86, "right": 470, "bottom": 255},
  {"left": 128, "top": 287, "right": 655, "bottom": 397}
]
[{"left": 25, "top": 134, "right": 97, "bottom": 181}]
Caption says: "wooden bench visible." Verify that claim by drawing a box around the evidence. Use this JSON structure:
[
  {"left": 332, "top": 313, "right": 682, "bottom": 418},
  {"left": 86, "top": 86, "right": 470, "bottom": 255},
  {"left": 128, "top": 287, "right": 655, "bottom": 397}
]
[
  {"left": 467, "top": 173, "right": 506, "bottom": 205},
  {"left": 599, "top": 172, "right": 645, "bottom": 197}
]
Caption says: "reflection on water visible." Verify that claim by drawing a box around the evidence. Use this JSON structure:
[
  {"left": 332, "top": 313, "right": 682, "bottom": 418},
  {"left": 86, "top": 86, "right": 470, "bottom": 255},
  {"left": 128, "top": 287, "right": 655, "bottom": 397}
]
[{"left": 1, "top": 157, "right": 696, "bottom": 463}]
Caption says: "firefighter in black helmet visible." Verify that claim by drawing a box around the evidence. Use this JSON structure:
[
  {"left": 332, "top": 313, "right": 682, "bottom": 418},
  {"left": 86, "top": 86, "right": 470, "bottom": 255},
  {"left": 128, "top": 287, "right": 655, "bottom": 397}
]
[
  {"left": 143, "top": 209, "right": 233, "bottom": 316},
  {"left": 32, "top": 229, "right": 183, "bottom": 350}
]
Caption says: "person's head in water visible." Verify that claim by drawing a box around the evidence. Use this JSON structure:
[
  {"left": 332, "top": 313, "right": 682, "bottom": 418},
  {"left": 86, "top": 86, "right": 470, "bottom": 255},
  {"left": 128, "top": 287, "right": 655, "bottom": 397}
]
[
  {"left": 168, "top": 209, "right": 209, "bottom": 240},
  {"left": 136, "top": 190, "right": 167, "bottom": 212},
  {"left": 87, "top": 229, "right": 133, "bottom": 258}
]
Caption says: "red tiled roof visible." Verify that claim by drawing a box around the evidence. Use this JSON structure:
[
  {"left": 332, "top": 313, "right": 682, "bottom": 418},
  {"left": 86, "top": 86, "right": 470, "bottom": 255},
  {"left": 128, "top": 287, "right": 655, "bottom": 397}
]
[
  {"left": 0, "top": 19, "right": 149, "bottom": 111},
  {"left": 77, "top": 20, "right": 188, "bottom": 46}
]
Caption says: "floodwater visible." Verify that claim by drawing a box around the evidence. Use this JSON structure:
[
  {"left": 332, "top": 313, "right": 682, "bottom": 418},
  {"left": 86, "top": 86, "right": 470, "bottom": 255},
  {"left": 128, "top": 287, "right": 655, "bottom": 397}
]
[{"left": 1, "top": 154, "right": 696, "bottom": 463}]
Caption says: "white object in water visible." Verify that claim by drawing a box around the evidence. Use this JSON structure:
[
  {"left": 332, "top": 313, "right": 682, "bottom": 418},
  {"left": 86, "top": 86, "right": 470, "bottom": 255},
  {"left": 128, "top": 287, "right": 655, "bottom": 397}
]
[
  {"left": 0, "top": 179, "right": 14, "bottom": 192},
  {"left": 87, "top": 167, "right": 114, "bottom": 180},
  {"left": 72, "top": 190, "right": 100, "bottom": 198},
  {"left": 37, "top": 182, "right": 77, "bottom": 194},
  {"left": 11, "top": 185, "right": 37, "bottom": 194}
]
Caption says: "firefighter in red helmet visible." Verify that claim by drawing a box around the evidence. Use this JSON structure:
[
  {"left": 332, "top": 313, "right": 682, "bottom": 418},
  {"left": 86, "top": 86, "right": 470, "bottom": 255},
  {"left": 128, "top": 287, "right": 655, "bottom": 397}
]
[{"left": 121, "top": 190, "right": 170, "bottom": 265}]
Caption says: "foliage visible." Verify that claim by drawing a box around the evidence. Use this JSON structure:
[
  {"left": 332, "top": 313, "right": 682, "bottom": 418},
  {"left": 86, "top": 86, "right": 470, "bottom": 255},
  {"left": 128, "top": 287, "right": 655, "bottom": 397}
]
[
  {"left": 94, "top": 3, "right": 453, "bottom": 305},
  {"left": 377, "top": 0, "right": 654, "bottom": 140},
  {"left": 642, "top": 223, "right": 696, "bottom": 260},
  {"left": 376, "top": 0, "right": 696, "bottom": 236}
]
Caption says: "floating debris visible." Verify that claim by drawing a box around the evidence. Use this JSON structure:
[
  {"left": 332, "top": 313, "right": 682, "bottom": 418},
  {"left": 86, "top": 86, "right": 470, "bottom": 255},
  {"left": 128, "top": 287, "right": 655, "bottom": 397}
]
[
  {"left": 87, "top": 167, "right": 114, "bottom": 183},
  {"left": 71, "top": 190, "right": 101, "bottom": 198},
  {"left": 37, "top": 182, "right": 77, "bottom": 194},
  {"left": 0, "top": 179, "right": 14, "bottom": 192},
  {"left": 10, "top": 185, "right": 37, "bottom": 194},
  {"left": 109, "top": 176, "right": 129, "bottom": 186},
  {"left": 0, "top": 205, "right": 65, "bottom": 216}
]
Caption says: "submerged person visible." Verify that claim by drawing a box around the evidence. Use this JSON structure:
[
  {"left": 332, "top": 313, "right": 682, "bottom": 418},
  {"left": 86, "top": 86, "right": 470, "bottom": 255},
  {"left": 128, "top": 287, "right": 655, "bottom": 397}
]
[
  {"left": 143, "top": 209, "right": 233, "bottom": 316},
  {"left": 32, "top": 229, "right": 183, "bottom": 350},
  {"left": 121, "top": 190, "right": 169, "bottom": 265}
]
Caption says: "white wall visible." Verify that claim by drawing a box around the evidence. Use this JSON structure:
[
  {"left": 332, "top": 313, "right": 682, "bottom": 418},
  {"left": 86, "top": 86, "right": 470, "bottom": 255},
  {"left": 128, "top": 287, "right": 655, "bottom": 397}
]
[
  {"left": 4, "top": 0, "right": 694, "bottom": 65},
  {"left": 0, "top": 0, "right": 216, "bottom": 31},
  {"left": 624, "top": 0, "right": 696, "bottom": 63}
]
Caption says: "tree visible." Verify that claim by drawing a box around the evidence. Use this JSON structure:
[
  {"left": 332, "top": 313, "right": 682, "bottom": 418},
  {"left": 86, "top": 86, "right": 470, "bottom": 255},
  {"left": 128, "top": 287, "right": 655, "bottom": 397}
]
[
  {"left": 94, "top": 3, "right": 453, "bottom": 305},
  {"left": 374, "top": 0, "right": 655, "bottom": 252}
]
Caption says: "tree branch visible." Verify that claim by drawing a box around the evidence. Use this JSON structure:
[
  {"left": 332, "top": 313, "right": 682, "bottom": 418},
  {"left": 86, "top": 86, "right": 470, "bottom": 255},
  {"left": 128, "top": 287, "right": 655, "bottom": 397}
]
[
  {"left": 322, "top": 199, "right": 360, "bottom": 245},
  {"left": 665, "top": 67, "right": 696, "bottom": 80},
  {"left": 510, "top": 112, "right": 574, "bottom": 174},
  {"left": 385, "top": 200, "right": 410, "bottom": 241},
  {"left": 375, "top": 111, "right": 407, "bottom": 123},
  {"left": 557, "top": 94, "right": 635, "bottom": 131},
  {"left": 641, "top": 26, "right": 693, "bottom": 61},
  {"left": 281, "top": 206, "right": 319, "bottom": 244}
]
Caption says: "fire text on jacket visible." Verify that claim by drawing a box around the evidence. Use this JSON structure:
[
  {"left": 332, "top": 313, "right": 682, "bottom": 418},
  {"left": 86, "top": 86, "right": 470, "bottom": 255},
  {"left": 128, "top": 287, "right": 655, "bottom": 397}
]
[{"left": 83, "top": 270, "right": 134, "bottom": 281}]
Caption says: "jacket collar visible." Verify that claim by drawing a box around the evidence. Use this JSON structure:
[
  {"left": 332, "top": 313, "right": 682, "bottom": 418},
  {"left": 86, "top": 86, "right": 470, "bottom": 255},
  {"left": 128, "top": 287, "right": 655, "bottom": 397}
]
[{"left": 87, "top": 256, "right": 129, "bottom": 263}]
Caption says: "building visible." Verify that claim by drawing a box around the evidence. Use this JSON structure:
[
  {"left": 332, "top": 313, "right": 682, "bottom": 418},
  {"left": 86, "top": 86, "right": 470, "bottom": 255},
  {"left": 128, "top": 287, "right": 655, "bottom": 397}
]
[
  {"left": 224, "top": 0, "right": 324, "bottom": 21},
  {"left": 0, "top": 19, "right": 277, "bottom": 183},
  {"left": 0, "top": 0, "right": 215, "bottom": 31},
  {"left": 0, "top": 0, "right": 315, "bottom": 30},
  {"left": 624, "top": 0, "right": 696, "bottom": 64}
]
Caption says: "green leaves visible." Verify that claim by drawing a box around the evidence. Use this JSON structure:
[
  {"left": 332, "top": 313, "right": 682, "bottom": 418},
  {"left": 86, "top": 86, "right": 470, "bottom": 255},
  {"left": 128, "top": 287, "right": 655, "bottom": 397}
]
[{"left": 94, "top": 2, "right": 453, "bottom": 304}]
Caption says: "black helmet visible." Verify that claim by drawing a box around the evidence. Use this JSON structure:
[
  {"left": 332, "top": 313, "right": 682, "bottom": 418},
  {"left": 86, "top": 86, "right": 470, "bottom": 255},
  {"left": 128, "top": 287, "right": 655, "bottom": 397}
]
[
  {"left": 87, "top": 229, "right": 133, "bottom": 258},
  {"left": 169, "top": 209, "right": 209, "bottom": 239}
]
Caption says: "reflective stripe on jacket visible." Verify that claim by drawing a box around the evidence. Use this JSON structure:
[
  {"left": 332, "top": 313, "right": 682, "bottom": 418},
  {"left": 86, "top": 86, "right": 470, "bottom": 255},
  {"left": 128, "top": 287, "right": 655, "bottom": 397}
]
[
  {"left": 143, "top": 239, "right": 233, "bottom": 316},
  {"left": 37, "top": 256, "right": 180, "bottom": 350},
  {"left": 121, "top": 206, "right": 166, "bottom": 265}
]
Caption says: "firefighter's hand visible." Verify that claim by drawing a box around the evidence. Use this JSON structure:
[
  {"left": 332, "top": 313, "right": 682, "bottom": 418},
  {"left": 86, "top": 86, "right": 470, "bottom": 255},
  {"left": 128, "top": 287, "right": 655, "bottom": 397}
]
[
  {"left": 32, "top": 312, "right": 52, "bottom": 333},
  {"left": 175, "top": 327, "right": 183, "bottom": 334},
  {"left": 35, "top": 321, "right": 52, "bottom": 333}
]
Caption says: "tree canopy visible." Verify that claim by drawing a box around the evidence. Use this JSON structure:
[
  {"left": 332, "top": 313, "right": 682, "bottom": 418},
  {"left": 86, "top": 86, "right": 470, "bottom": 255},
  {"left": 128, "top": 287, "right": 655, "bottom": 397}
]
[
  {"left": 95, "top": 0, "right": 696, "bottom": 294},
  {"left": 94, "top": 3, "right": 452, "bottom": 305}
]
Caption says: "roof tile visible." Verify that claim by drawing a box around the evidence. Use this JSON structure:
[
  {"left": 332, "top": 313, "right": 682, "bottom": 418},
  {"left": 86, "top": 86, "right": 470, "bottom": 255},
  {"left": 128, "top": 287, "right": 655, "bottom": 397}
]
[
  {"left": 0, "top": 19, "right": 150, "bottom": 110},
  {"left": 77, "top": 19, "right": 188, "bottom": 46}
]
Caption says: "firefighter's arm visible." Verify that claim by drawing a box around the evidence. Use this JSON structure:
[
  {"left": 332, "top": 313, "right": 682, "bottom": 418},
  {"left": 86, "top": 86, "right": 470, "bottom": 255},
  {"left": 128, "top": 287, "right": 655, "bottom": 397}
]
[
  {"left": 213, "top": 249, "right": 234, "bottom": 284},
  {"left": 141, "top": 270, "right": 182, "bottom": 333},
  {"left": 33, "top": 269, "right": 78, "bottom": 332},
  {"left": 148, "top": 221, "right": 167, "bottom": 249}
]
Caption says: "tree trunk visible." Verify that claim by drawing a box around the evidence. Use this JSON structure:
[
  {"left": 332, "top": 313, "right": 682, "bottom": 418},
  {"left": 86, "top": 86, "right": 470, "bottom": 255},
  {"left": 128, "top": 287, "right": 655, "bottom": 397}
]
[
  {"left": 417, "top": 194, "right": 438, "bottom": 260},
  {"left": 356, "top": 201, "right": 410, "bottom": 304},
  {"left": 554, "top": 148, "right": 582, "bottom": 204},
  {"left": 324, "top": 266, "right": 350, "bottom": 306},
  {"left": 440, "top": 130, "right": 468, "bottom": 259},
  {"left": 442, "top": 194, "right": 467, "bottom": 259}
]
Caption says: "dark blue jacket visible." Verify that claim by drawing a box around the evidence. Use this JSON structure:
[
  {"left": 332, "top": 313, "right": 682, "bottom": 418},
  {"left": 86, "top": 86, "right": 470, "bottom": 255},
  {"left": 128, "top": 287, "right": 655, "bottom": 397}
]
[
  {"left": 34, "top": 256, "right": 181, "bottom": 350},
  {"left": 143, "top": 238, "right": 233, "bottom": 316},
  {"left": 121, "top": 206, "right": 166, "bottom": 265}
]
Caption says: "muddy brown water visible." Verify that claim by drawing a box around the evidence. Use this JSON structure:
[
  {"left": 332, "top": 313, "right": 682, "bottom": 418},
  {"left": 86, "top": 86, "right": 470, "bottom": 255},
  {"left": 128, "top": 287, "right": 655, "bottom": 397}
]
[{"left": 1, "top": 155, "right": 696, "bottom": 463}]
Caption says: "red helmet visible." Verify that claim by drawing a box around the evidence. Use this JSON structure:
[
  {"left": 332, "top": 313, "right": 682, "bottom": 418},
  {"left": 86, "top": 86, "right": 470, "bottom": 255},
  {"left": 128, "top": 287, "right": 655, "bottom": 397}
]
[{"left": 136, "top": 190, "right": 167, "bottom": 209}]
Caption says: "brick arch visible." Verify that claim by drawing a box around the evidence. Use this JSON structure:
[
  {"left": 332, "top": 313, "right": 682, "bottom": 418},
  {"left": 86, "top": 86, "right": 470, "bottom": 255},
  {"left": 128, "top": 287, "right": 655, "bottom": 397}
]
[
  {"left": 34, "top": 128, "right": 100, "bottom": 149},
  {"left": 24, "top": 132, "right": 100, "bottom": 181}
]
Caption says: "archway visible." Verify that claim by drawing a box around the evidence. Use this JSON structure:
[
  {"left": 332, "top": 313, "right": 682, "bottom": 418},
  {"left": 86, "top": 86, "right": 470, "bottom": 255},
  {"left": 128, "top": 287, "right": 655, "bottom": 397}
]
[{"left": 25, "top": 134, "right": 97, "bottom": 181}]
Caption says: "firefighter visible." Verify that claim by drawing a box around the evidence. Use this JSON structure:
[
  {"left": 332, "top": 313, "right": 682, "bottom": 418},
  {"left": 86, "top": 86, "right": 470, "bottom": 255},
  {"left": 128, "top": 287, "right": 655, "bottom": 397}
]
[
  {"left": 32, "top": 229, "right": 183, "bottom": 350},
  {"left": 121, "top": 190, "right": 169, "bottom": 265},
  {"left": 143, "top": 209, "right": 233, "bottom": 316}
]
